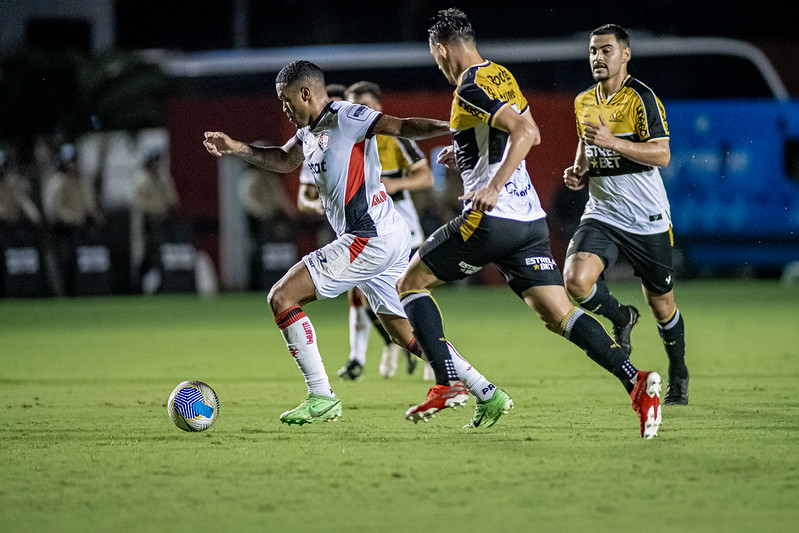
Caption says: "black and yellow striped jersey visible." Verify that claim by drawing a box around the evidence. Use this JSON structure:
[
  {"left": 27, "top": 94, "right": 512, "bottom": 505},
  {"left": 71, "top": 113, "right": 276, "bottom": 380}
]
[
  {"left": 449, "top": 60, "right": 545, "bottom": 222},
  {"left": 574, "top": 75, "right": 672, "bottom": 234},
  {"left": 376, "top": 136, "right": 424, "bottom": 179},
  {"left": 575, "top": 75, "right": 669, "bottom": 177}
]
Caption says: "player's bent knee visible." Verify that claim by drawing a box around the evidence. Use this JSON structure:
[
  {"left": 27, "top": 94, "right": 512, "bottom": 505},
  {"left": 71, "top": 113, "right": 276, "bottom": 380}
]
[
  {"left": 563, "top": 269, "right": 592, "bottom": 298},
  {"left": 266, "top": 282, "right": 295, "bottom": 316}
]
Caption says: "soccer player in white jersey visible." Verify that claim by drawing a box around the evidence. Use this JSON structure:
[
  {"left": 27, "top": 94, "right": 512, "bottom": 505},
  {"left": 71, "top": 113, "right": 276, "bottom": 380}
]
[
  {"left": 397, "top": 9, "right": 662, "bottom": 438},
  {"left": 203, "top": 60, "right": 497, "bottom": 425},
  {"left": 563, "top": 24, "right": 689, "bottom": 406}
]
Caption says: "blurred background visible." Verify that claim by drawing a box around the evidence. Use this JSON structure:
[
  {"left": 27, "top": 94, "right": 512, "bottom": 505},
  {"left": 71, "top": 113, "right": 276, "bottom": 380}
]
[{"left": 1, "top": 0, "right": 797, "bottom": 298}]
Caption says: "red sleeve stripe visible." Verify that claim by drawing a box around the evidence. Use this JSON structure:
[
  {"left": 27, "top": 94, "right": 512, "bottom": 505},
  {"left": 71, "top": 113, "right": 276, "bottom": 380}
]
[{"left": 345, "top": 139, "right": 366, "bottom": 204}]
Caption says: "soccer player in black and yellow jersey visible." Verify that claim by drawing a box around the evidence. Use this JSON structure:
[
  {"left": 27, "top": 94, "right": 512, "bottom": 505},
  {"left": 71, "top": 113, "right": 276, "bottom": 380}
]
[
  {"left": 398, "top": 8, "right": 662, "bottom": 438},
  {"left": 563, "top": 25, "right": 688, "bottom": 406}
]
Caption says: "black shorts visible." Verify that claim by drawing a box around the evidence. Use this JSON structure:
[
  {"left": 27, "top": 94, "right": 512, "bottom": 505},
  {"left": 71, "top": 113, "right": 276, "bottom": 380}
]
[
  {"left": 567, "top": 218, "right": 674, "bottom": 295},
  {"left": 419, "top": 211, "right": 563, "bottom": 297}
]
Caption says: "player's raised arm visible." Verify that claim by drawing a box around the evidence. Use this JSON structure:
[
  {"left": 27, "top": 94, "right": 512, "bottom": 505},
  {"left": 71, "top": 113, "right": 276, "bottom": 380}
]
[
  {"left": 581, "top": 115, "right": 670, "bottom": 168},
  {"left": 203, "top": 132, "right": 305, "bottom": 174},
  {"left": 372, "top": 115, "right": 450, "bottom": 140}
]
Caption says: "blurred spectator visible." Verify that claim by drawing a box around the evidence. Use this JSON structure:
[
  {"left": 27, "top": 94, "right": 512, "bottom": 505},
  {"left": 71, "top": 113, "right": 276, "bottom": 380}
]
[
  {"left": 42, "top": 143, "right": 105, "bottom": 294},
  {"left": 43, "top": 144, "right": 104, "bottom": 227},
  {"left": 0, "top": 149, "right": 46, "bottom": 297},
  {"left": 238, "top": 152, "right": 295, "bottom": 289},
  {"left": 0, "top": 149, "right": 42, "bottom": 232},
  {"left": 129, "top": 149, "right": 180, "bottom": 293}
]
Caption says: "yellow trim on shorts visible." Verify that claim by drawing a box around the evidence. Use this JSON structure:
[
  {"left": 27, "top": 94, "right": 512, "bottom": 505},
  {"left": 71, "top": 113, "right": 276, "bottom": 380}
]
[
  {"left": 459, "top": 210, "right": 483, "bottom": 241},
  {"left": 669, "top": 225, "right": 674, "bottom": 247}
]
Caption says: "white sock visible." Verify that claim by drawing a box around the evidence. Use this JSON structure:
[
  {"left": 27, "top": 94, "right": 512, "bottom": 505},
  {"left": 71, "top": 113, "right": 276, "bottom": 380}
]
[
  {"left": 446, "top": 341, "right": 496, "bottom": 401},
  {"left": 275, "top": 306, "right": 334, "bottom": 397},
  {"left": 348, "top": 305, "right": 370, "bottom": 365}
]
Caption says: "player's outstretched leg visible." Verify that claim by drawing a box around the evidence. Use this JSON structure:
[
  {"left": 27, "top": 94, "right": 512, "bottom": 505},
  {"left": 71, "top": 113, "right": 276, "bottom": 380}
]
[
  {"left": 274, "top": 304, "right": 341, "bottom": 425},
  {"left": 402, "top": 337, "right": 512, "bottom": 427},
  {"left": 400, "top": 290, "right": 467, "bottom": 422},
  {"left": 557, "top": 305, "right": 662, "bottom": 438},
  {"left": 446, "top": 341, "right": 513, "bottom": 429}
]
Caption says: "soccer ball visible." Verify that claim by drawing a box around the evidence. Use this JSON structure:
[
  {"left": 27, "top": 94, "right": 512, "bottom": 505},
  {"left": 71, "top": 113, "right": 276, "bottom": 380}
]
[{"left": 167, "top": 380, "right": 219, "bottom": 432}]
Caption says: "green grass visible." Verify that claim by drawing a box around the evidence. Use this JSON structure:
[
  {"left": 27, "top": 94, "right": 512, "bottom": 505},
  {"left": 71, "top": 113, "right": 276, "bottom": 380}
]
[{"left": 1, "top": 280, "right": 798, "bottom": 532}]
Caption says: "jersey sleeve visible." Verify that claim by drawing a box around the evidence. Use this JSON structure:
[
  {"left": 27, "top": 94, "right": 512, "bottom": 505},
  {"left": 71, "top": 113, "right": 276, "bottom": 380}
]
[
  {"left": 635, "top": 90, "right": 669, "bottom": 141},
  {"left": 457, "top": 65, "right": 529, "bottom": 127},
  {"left": 396, "top": 138, "right": 425, "bottom": 165},
  {"left": 336, "top": 101, "right": 383, "bottom": 141},
  {"left": 574, "top": 97, "right": 584, "bottom": 139}
]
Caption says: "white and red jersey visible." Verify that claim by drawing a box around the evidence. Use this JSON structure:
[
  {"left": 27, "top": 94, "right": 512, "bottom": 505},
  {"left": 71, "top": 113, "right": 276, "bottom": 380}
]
[{"left": 295, "top": 100, "right": 405, "bottom": 238}]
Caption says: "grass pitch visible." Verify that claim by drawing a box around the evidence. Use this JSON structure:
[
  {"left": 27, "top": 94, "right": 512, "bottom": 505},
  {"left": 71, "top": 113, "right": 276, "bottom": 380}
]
[{"left": 1, "top": 280, "right": 798, "bottom": 532}]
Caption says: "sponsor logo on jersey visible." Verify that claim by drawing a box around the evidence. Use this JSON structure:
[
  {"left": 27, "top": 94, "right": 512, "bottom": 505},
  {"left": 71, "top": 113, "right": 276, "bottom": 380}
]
[
  {"left": 346, "top": 104, "right": 370, "bottom": 121},
  {"left": 459, "top": 99, "right": 486, "bottom": 120},
  {"left": 307, "top": 160, "right": 327, "bottom": 174},
  {"left": 525, "top": 256, "right": 556, "bottom": 270},
  {"left": 585, "top": 144, "right": 622, "bottom": 170},
  {"left": 371, "top": 190, "right": 387, "bottom": 206},
  {"left": 504, "top": 181, "right": 532, "bottom": 197},
  {"left": 458, "top": 261, "right": 482, "bottom": 275},
  {"left": 317, "top": 132, "right": 329, "bottom": 151}
]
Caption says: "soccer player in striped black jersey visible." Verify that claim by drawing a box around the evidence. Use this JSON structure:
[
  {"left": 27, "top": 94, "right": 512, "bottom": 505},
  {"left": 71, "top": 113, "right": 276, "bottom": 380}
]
[
  {"left": 563, "top": 25, "right": 689, "bottom": 406},
  {"left": 204, "top": 60, "right": 497, "bottom": 425},
  {"left": 397, "top": 8, "right": 662, "bottom": 437},
  {"left": 337, "top": 80, "right": 435, "bottom": 381}
]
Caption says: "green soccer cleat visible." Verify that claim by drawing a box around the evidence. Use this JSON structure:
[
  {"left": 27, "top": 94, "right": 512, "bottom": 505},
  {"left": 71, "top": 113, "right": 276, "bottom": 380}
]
[
  {"left": 463, "top": 388, "right": 514, "bottom": 428},
  {"left": 280, "top": 393, "right": 342, "bottom": 426}
]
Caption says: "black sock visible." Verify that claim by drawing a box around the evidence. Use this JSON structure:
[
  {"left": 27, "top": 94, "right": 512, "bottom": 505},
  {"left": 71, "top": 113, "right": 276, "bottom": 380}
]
[
  {"left": 575, "top": 280, "right": 627, "bottom": 328},
  {"left": 365, "top": 308, "right": 392, "bottom": 346},
  {"left": 658, "top": 309, "right": 688, "bottom": 380},
  {"left": 400, "top": 291, "right": 451, "bottom": 386},
  {"left": 562, "top": 308, "right": 637, "bottom": 393}
]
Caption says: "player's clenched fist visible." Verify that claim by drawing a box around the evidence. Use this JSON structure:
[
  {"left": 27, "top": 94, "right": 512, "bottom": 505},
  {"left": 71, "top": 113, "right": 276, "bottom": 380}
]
[
  {"left": 563, "top": 164, "right": 588, "bottom": 191},
  {"left": 203, "top": 131, "right": 235, "bottom": 157}
]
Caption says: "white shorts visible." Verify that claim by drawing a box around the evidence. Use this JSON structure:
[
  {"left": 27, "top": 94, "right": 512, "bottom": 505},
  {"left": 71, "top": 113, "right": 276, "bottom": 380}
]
[{"left": 302, "top": 227, "right": 411, "bottom": 317}]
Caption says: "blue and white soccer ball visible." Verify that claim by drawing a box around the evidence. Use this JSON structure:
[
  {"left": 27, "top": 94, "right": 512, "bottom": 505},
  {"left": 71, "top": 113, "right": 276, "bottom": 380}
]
[{"left": 167, "top": 380, "right": 219, "bottom": 432}]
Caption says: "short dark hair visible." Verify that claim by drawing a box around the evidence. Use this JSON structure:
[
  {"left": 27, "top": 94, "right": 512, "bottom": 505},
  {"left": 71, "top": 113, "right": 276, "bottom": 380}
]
[
  {"left": 275, "top": 60, "right": 325, "bottom": 88},
  {"left": 325, "top": 83, "right": 347, "bottom": 100},
  {"left": 590, "top": 24, "right": 630, "bottom": 48},
  {"left": 428, "top": 8, "right": 475, "bottom": 45},
  {"left": 344, "top": 81, "right": 382, "bottom": 103}
]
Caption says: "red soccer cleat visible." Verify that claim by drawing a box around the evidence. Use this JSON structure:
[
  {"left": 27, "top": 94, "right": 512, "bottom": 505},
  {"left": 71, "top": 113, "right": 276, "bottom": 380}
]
[
  {"left": 405, "top": 380, "right": 469, "bottom": 423},
  {"left": 630, "top": 371, "right": 663, "bottom": 439}
]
